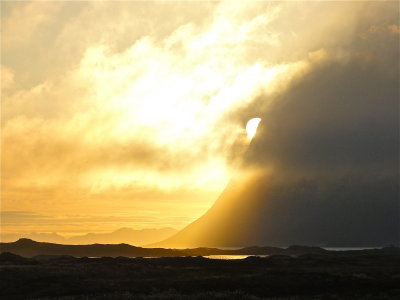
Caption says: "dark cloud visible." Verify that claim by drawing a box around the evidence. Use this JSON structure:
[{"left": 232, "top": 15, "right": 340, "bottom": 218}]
[{"left": 247, "top": 59, "right": 398, "bottom": 175}]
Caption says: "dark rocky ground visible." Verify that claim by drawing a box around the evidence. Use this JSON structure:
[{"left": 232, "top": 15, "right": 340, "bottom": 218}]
[{"left": 1, "top": 250, "right": 400, "bottom": 299}]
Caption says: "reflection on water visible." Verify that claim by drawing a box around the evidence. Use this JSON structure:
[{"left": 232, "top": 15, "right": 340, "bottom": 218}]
[
  {"left": 204, "top": 255, "right": 269, "bottom": 260},
  {"left": 323, "top": 247, "right": 381, "bottom": 251}
]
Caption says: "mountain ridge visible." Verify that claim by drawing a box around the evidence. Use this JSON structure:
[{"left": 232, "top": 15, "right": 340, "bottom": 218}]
[
  {"left": 1, "top": 227, "right": 178, "bottom": 246},
  {"left": 1, "top": 238, "right": 398, "bottom": 258}
]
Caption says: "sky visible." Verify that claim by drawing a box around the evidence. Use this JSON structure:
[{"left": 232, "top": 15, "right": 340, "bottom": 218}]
[{"left": 1, "top": 1, "right": 399, "bottom": 241}]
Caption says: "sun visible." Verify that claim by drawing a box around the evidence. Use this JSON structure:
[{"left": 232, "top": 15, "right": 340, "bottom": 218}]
[{"left": 246, "top": 118, "right": 262, "bottom": 139}]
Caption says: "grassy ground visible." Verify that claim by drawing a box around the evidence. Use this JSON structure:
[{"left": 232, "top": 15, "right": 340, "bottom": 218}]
[{"left": 1, "top": 253, "right": 400, "bottom": 299}]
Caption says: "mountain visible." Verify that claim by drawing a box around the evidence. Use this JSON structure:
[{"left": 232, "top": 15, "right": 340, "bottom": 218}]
[
  {"left": 0, "top": 238, "right": 178, "bottom": 258},
  {"left": 1, "top": 232, "right": 67, "bottom": 244},
  {"left": 150, "top": 168, "right": 399, "bottom": 248},
  {"left": 148, "top": 173, "right": 262, "bottom": 248},
  {"left": 0, "top": 238, "right": 323, "bottom": 258},
  {"left": 1, "top": 227, "right": 177, "bottom": 246},
  {"left": 3, "top": 238, "right": 397, "bottom": 258},
  {"left": 67, "top": 227, "right": 177, "bottom": 245},
  {"left": 150, "top": 60, "right": 399, "bottom": 249}
]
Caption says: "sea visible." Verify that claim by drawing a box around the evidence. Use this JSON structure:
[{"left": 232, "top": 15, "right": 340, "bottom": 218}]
[{"left": 203, "top": 255, "right": 268, "bottom": 260}]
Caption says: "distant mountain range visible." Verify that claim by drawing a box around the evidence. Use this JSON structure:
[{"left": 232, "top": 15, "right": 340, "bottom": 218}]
[
  {"left": 1, "top": 238, "right": 398, "bottom": 258},
  {"left": 1, "top": 227, "right": 177, "bottom": 246}
]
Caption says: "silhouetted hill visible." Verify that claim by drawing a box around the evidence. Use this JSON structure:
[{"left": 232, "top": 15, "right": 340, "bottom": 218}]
[
  {"left": 1, "top": 238, "right": 397, "bottom": 258},
  {"left": 67, "top": 227, "right": 177, "bottom": 245},
  {"left": 1, "top": 227, "right": 177, "bottom": 245},
  {"left": 0, "top": 252, "right": 37, "bottom": 265},
  {"left": 0, "top": 238, "right": 181, "bottom": 258}
]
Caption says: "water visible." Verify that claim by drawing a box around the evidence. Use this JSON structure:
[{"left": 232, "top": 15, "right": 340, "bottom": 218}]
[
  {"left": 204, "top": 255, "right": 269, "bottom": 260},
  {"left": 322, "top": 247, "right": 381, "bottom": 251},
  {"left": 215, "top": 246, "right": 382, "bottom": 251},
  {"left": 203, "top": 247, "right": 383, "bottom": 260}
]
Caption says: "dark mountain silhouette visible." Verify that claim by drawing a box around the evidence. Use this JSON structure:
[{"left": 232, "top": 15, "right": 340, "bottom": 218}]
[
  {"left": 1, "top": 227, "right": 177, "bottom": 245},
  {"left": 67, "top": 227, "right": 177, "bottom": 245},
  {"left": 151, "top": 60, "right": 399, "bottom": 249},
  {"left": 2, "top": 239, "right": 398, "bottom": 259},
  {"left": 0, "top": 238, "right": 181, "bottom": 258},
  {"left": 0, "top": 251, "right": 38, "bottom": 265},
  {"left": 6, "top": 238, "right": 385, "bottom": 258},
  {"left": 151, "top": 146, "right": 398, "bottom": 248}
]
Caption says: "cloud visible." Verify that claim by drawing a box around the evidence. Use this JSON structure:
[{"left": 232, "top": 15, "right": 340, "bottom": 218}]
[
  {"left": 2, "top": 1, "right": 398, "bottom": 237},
  {"left": 1, "top": 66, "right": 15, "bottom": 90},
  {"left": 1, "top": 2, "right": 60, "bottom": 48},
  {"left": 2, "top": 1, "right": 305, "bottom": 196},
  {"left": 0, "top": 210, "right": 194, "bottom": 236}
]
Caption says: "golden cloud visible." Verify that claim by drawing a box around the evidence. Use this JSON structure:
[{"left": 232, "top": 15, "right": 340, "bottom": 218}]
[{"left": 2, "top": 1, "right": 396, "bottom": 234}]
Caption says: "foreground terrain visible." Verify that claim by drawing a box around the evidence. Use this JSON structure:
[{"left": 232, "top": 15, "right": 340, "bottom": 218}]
[{"left": 1, "top": 248, "right": 400, "bottom": 299}]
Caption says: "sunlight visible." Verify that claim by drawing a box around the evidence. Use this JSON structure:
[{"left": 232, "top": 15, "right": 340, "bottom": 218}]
[{"left": 246, "top": 118, "right": 261, "bottom": 139}]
